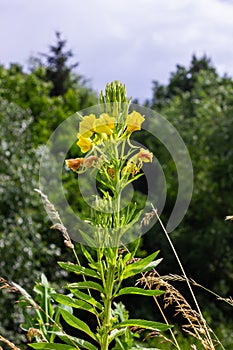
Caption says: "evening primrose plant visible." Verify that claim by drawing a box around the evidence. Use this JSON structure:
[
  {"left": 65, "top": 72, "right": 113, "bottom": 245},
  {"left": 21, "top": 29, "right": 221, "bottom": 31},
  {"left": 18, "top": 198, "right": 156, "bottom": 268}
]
[
  {"left": 65, "top": 86, "right": 152, "bottom": 248},
  {"left": 17, "top": 81, "right": 170, "bottom": 350}
]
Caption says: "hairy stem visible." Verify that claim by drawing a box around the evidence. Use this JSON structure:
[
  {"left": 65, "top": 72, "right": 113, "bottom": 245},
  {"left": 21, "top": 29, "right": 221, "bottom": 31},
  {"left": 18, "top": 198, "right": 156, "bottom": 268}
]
[{"left": 101, "top": 256, "right": 116, "bottom": 350}]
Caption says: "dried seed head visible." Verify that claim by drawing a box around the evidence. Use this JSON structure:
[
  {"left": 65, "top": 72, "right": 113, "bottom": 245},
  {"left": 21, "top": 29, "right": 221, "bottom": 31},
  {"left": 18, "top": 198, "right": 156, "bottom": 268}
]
[
  {"left": 27, "top": 327, "right": 43, "bottom": 341},
  {"left": 34, "top": 189, "right": 61, "bottom": 222},
  {"left": 139, "top": 209, "right": 156, "bottom": 228},
  {"left": 0, "top": 278, "right": 20, "bottom": 293},
  {"left": 51, "top": 223, "right": 74, "bottom": 250}
]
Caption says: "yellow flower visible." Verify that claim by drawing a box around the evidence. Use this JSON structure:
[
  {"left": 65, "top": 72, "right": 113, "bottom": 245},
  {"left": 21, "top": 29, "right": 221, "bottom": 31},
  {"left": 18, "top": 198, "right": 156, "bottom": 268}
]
[
  {"left": 77, "top": 136, "right": 93, "bottom": 153},
  {"left": 94, "top": 113, "right": 115, "bottom": 135},
  {"left": 126, "top": 111, "right": 145, "bottom": 133},
  {"left": 137, "top": 148, "right": 153, "bottom": 163},
  {"left": 79, "top": 114, "right": 96, "bottom": 138},
  {"left": 66, "top": 158, "right": 83, "bottom": 172}
]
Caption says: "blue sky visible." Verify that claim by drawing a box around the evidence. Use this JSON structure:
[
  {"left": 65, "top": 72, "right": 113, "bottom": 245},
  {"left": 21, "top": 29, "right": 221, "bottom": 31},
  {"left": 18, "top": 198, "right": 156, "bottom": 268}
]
[{"left": 0, "top": 0, "right": 233, "bottom": 101}]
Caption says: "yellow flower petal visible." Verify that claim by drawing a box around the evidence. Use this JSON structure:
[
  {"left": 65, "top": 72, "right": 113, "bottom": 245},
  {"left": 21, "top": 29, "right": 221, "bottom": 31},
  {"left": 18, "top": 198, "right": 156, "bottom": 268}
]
[
  {"left": 79, "top": 114, "right": 96, "bottom": 138},
  {"left": 77, "top": 136, "right": 93, "bottom": 153},
  {"left": 94, "top": 113, "right": 115, "bottom": 135},
  {"left": 126, "top": 111, "right": 145, "bottom": 133}
]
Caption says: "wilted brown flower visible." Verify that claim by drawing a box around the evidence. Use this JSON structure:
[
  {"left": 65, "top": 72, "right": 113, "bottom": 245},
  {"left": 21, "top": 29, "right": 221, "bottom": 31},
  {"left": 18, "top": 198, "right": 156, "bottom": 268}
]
[
  {"left": 84, "top": 155, "right": 98, "bottom": 168},
  {"left": 137, "top": 148, "right": 153, "bottom": 163},
  {"left": 65, "top": 158, "right": 83, "bottom": 172}
]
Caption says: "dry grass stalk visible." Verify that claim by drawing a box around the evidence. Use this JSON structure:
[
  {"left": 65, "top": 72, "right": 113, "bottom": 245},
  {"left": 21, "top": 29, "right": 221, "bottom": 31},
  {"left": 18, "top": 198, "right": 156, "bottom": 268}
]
[
  {"left": 162, "top": 274, "right": 233, "bottom": 307},
  {"left": 139, "top": 208, "right": 156, "bottom": 228},
  {"left": 0, "top": 277, "right": 20, "bottom": 293},
  {"left": 0, "top": 277, "right": 39, "bottom": 309},
  {"left": 34, "top": 188, "right": 74, "bottom": 249},
  {"left": 0, "top": 335, "right": 20, "bottom": 350},
  {"left": 138, "top": 271, "right": 218, "bottom": 350},
  {"left": 50, "top": 223, "right": 74, "bottom": 249},
  {"left": 217, "top": 296, "right": 233, "bottom": 306},
  {"left": 34, "top": 189, "right": 61, "bottom": 222},
  {"left": 27, "top": 327, "right": 43, "bottom": 342}
]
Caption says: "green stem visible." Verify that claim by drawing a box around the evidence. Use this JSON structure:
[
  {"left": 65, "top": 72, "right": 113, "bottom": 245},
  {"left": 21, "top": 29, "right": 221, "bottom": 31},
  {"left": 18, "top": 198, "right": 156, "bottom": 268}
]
[
  {"left": 100, "top": 248, "right": 117, "bottom": 350},
  {"left": 100, "top": 137, "right": 125, "bottom": 348}
]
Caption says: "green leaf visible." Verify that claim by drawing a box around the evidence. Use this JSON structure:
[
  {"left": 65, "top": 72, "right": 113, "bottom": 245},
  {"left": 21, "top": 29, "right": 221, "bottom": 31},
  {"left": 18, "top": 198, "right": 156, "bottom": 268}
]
[
  {"left": 80, "top": 245, "right": 99, "bottom": 270},
  {"left": 58, "top": 262, "right": 100, "bottom": 279},
  {"left": 52, "top": 294, "right": 98, "bottom": 315},
  {"left": 79, "top": 229, "right": 97, "bottom": 247},
  {"left": 109, "top": 328, "right": 128, "bottom": 344},
  {"left": 115, "top": 287, "right": 164, "bottom": 297},
  {"left": 123, "top": 251, "right": 161, "bottom": 279},
  {"left": 112, "top": 319, "right": 171, "bottom": 332},
  {"left": 49, "top": 306, "right": 61, "bottom": 343},
  {"left": 60, "top": 308, "right": 98, "bottom": 341},
  {"left": 71, "top": 290, "right": 103, "bottom": 310},
  {"left": 51, "top": 332, "right": 98, "bottom": 350},
  {"left": 29, "top": 344, "right": 76, "bottom": 350},
  {"left": 66, "top": 281, "right": 103, "bottom": 293}
]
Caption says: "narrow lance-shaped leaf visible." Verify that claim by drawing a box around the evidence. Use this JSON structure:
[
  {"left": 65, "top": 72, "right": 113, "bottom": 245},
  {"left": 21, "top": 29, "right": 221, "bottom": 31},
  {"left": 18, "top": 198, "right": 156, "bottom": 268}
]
[
  {"left": 60, "top": 308, "right": 98, "bottom": 341},
  {"left": 108, "top": 328, "right": 128, "bottom": 344},
  {"left": 71, "top": 289, "right": 103, "bottom": 310},
  {"left": 58, "top": 262, "right": 100, "bottom": 279},
  {"left": 112, "top": 319, "right": 172, "bottom": 332},
  {"left": 66, "top": 281, "right": 103, "bottom": 293},
  {"left": 123, "top": 251, "right": 161, "bottom": 279},
  {"left": 80, "top": 245, "right": 99, "bottom": 271},
  {"left": 29, "top": 344, "right": 77, "bottom": 350},
  {"left": 52, "top": 294, "right": 99, "bottom": 316},
  {"left": 115, "top": 287, "right": 164, "bottom": 298}
]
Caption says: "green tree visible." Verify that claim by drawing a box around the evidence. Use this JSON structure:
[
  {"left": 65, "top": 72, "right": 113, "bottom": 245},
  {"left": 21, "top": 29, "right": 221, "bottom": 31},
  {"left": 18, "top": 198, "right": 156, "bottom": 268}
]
[
  {"left": 33, "top": 31, "right": 79, "bottom": 97},
  {"left": 150, "top": 54, "right": 217, "bottom": 109},
  {"left": 144, "top": 59, "right": 233, "bottom": 327},
  {"left": 0, "top": 63, "right": 97, "bottom": 145},
  {"left": 0, "top": 48, "right": 97, "bottom": 345},
  {"left": 0, "top": 98, "right": 67, "bottom": 345}
]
